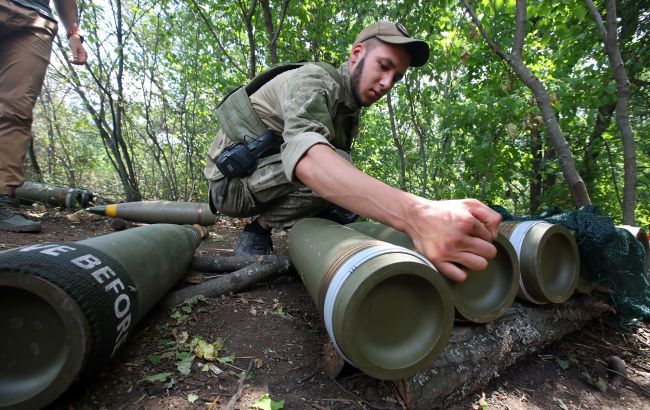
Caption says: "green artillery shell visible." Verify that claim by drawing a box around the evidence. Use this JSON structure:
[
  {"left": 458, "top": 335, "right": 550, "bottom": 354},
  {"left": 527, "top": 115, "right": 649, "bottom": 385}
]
[
  {"left": 347, "top": 222, "right": 520, "bottom": 323},
  {"left": 499, "top": 221, "right": 579, "bottom": 304},
  {"left": 15, "top": 180, "right": 78, "bottom": 209},
  {"left": 0, "top": 224, "right": 204, "bottom": 410},
  {"left": 87, "top": 201, "right": 215, "bottom": 226},
  {"left": 289, "top": 218, "right": 454, "bottom": 380}
]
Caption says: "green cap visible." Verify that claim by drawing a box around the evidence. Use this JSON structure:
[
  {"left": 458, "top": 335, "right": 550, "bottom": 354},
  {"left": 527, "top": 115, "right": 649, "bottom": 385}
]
[{"left": 354, "top": 21, "right": 430, "bottom": 67}]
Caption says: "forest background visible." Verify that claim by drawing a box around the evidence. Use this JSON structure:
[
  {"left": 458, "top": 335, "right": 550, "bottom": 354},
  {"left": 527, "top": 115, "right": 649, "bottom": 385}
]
[{"left": 31, "top": 0, "right": 649, "bottom": 226}]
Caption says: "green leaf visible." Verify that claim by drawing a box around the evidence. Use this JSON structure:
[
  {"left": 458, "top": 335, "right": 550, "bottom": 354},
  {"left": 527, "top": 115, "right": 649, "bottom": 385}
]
[
  {"left": 192, "top": 338, "right": 224, "bottom": 361},
  {"left": 148, "top": 354, "right": 161, "bottom": 365},
  {"left": 176, "top": 350, "right": 193, "bottom": 361},
  {"left": 594, "top": 377, "right": 608, "bottom": 392},
  {"left": 183, "top": 295, "right": 206, "bottom": 307},
  {"left": 141, "top": 372, "right": 172, "bottom": 383},
  {"left": 251, "top": 393, "right": 284, "bottom": 410},
  {"left": 556, "top": 358, "right": 570, "bottom": 370},
  {"left": 217, "top": 354, "right": 235, "bottom": 363},
  {"left": 581, "top": 370, "right": 608, "bottom": 392},
  {"left": 176, "top": 351, "right": 195, "bottom": 375},
  {"left": 187, "top": 393, "right": 199, "bottom": 403}
]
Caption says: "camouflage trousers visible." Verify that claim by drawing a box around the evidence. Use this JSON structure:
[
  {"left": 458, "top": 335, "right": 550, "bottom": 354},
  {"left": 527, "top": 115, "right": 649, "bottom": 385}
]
[{"left": 208, "top": 152, "right": 345, "bottom": 228}]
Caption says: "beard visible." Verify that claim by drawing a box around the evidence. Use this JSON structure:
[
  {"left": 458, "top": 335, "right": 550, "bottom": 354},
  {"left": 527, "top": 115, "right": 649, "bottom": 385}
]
[{"left": 350, "top": 56, "right": 369, "bottom": 107}]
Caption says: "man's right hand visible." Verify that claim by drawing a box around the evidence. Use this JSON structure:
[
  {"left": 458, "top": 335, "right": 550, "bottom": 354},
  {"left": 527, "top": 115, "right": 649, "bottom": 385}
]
[
  {"left": 404, "top": 198, "right": 502, "bottom": 282},
  {"left": 294, "top": 144, "right": 502, "bottom": 282}
]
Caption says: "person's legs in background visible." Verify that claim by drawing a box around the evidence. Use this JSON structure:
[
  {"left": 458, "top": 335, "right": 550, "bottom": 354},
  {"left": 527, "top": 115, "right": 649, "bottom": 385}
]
[{"left": 0, "top": 1, "right": 56, "bottom": 232}]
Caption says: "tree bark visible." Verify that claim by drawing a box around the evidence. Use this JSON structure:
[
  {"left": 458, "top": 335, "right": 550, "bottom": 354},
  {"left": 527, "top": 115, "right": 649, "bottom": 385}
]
[
  {"left": 529, "top": 128, "right": 542, "bottom": 214},
  {"left": 239, "top": 0, "right": 258, "bottom": 79},
  {"left": 27, "top": 137, "right": 43, "bottom": 182},
  {"left": 583, "top": 103, "right": 616, "bottom": 189},
  {"left": 165, "top": 255, "right": 293, "bottom": 307},
  {"left": 259, "top": 0, "right": 289, "bottom": 65},
  {"left": 405, "top": 81, "right": 429, "bottom": 197},
  {"left": 54, "top": 3, "right": 142, "bottom": 201},
  {"left": 386, "top": 92, "right": 407, "bottom": 191},
  {"left": 584, "top": 0, "right": 637, "bottom": 224},
  {"left": 459, "top": 0, "right": 592, "bottom": 207},
  {"left": 394, "top": 295, "right": 610, "bottom": 408}
]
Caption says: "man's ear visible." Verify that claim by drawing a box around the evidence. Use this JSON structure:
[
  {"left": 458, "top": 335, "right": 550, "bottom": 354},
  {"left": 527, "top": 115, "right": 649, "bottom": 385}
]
[{"left": 350, "top": 43, "right": 365, "bottom": 64}]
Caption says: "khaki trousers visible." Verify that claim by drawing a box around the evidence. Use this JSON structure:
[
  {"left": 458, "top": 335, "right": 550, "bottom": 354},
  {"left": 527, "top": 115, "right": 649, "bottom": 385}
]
[{"left": 0, "top": 0, "right": 56, "bottom": 195}]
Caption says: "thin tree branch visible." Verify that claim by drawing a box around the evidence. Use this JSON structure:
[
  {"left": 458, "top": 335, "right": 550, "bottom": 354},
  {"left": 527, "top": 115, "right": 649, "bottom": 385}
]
[
  {"left": 584, "top": 0, "right": 609, "bottom": 44},
  {"left": 186, "top": 0, "right": 246, "bottom": 76},
  {"left": 270, "top": 0, "right": 290, "bottom": 46},
  {"left": 459, "top": 0, "right": 510, "bottom": 62},
  {"left": 511, "top": 0, "right": 527, "bottom": 62}
]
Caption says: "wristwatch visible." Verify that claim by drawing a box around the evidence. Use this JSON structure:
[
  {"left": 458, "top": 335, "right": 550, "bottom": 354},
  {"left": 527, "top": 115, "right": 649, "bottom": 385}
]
[{"left": 66, "top": 28, "right": 85, "bottom": 43}]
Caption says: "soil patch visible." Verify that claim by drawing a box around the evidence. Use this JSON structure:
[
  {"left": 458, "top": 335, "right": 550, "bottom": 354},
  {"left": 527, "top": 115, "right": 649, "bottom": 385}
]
[{"left": 2, "top": 204, "right": 649, "bottom": 409}]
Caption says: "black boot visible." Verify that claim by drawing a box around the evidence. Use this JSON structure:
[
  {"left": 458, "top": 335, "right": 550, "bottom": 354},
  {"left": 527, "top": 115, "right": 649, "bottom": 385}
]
[
  {"left": 233, "top": 220, "right": 273, "bottom": 256},
  {"left": 0, "top": 195, "right": 42, "bottom": 233}
]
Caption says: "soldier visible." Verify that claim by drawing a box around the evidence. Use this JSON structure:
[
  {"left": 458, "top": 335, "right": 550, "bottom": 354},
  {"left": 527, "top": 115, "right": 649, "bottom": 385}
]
[
  {"left": 204, "top": 21, "right": 501, "bottom": 282},
  {"left": 0, "top": 0, "right": 87, "bottom": 233}
]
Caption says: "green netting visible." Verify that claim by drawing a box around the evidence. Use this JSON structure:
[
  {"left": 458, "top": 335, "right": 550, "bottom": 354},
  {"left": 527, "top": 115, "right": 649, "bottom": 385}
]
[{"left": 492, "top": 205, "right": 650, "bottom": 326}]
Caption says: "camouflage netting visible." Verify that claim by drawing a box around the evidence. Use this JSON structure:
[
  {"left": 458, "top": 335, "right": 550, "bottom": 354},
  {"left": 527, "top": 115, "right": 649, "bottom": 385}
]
[{"left": 493, "top": 205, "right": 650, "bottom": 326}]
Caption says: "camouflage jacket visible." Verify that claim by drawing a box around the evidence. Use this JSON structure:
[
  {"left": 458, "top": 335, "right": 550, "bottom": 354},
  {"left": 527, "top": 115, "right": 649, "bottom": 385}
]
[{"left": 204, "top": 61, "right": 360, "bottom": 183}]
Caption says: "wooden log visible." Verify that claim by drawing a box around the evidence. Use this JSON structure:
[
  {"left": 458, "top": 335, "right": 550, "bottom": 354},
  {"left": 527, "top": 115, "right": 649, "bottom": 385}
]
[
  {"left": 165, "top": 255, "right": 293, "bottom": 307},
  {"left": 393, "top": 295, "right": 611, "bottom": 409},
  {"left": 191, "top": 255, "right": 283, "bottom": 272}
]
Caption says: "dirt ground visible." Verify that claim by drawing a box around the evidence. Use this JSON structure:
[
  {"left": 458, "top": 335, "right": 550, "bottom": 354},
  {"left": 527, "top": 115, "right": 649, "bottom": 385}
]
[{"left": 2, "top": 204, "right": 650, "bottom": 410}]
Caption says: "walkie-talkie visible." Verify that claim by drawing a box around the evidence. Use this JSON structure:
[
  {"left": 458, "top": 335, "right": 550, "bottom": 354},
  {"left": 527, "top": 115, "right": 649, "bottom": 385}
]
[{"left": 216, "top": 130, "right": 281, "bottom": 178}]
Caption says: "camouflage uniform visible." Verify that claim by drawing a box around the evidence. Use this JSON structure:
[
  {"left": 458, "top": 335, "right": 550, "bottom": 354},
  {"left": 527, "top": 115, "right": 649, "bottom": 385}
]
[{"left": 204, "top": 62, "right": 360, "bottom": 228}]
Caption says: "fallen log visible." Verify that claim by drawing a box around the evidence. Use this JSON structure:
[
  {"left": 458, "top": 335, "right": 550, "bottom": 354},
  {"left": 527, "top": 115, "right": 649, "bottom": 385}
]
[
  {"left": 165, "top": 255, "right": 293, "bottom": 307},
  {"left": 190, "top": 255, "right": 284, "bottom": 272},
  {"left": 393, "top": 295, "right": 611, "bottom": 408}
]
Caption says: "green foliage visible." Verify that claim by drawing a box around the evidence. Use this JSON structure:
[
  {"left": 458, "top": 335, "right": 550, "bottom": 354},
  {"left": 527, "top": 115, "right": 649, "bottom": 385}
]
[
  {"left": 252, "top": 393, "right": 285, "bottom": 410},
  {"left": 37, "top": 0, "right": 648, "bottom": 224}
]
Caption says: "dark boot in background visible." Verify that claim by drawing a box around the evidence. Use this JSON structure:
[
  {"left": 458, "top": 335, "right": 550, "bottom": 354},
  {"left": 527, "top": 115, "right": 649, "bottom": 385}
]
[{"left": 0, "top": 195, "right": 42, "bottom": 233}]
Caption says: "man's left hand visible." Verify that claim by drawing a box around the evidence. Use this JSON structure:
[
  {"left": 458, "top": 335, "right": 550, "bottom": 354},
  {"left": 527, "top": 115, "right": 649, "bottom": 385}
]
[{"left": 68, "top": 34, "right": 87, "bottom": 65}]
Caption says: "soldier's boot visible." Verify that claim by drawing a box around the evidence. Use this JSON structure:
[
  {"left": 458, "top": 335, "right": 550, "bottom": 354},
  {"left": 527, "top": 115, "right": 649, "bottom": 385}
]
[
  {"left": 233, "top": 220, "right": 273, "bottom": 256},
  {"left": 0, "top": 195, "right": 42, "bottom": 233}
]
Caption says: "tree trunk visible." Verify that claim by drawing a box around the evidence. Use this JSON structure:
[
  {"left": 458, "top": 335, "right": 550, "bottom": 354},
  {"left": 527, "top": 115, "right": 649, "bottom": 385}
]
[
  {"left": 529, "top": 128, "right": 542, "bottom": 214},
  {"left": 583, "top": 103, "right": 616, "bottom": 188},
  {"left": 240, "top": 0, "right": 258, "bottom": 79},
  {"left": 259, "top": 0, "right": 289, "bottom": 65},
  {"left": 459, "top": 0, "right": 592, "bottom": 207},
  {"left": 165, "top": 255, "right": 293, "bottom": 307},
  {"left": 27, "top": 137, "right": 43, "bottom": 182},
  {"left": 585, "top": 0, "right": 637, "bottom": 224},
  {"left": 386, "top": 92, "right": 407, "bottom": 191},
  {"left": 55, "top": 3, "right": 142, "bottom": 201},
  {"left": 405, "top": 81, "right": 429, "bottom": 197},
  {"left": 395, "top": 296, "right": 610, "bottom": 408}
]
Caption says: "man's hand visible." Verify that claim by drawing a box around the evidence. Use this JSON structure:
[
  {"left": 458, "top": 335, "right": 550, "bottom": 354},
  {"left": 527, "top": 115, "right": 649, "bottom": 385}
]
[
  {"left": 68, "top": 34, "right": 87, "bottom": 65},
  {"left": 294, "top": 144, "right": 502, "bottom": 283},
  {"left": 406, "top": 198, "right": 502, "bottom": 282}
]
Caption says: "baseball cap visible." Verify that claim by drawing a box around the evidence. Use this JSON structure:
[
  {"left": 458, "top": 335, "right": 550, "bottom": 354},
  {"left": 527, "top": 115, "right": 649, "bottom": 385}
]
[{"left": 354, "top": 21, "right": 430, "bottom": 67}]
